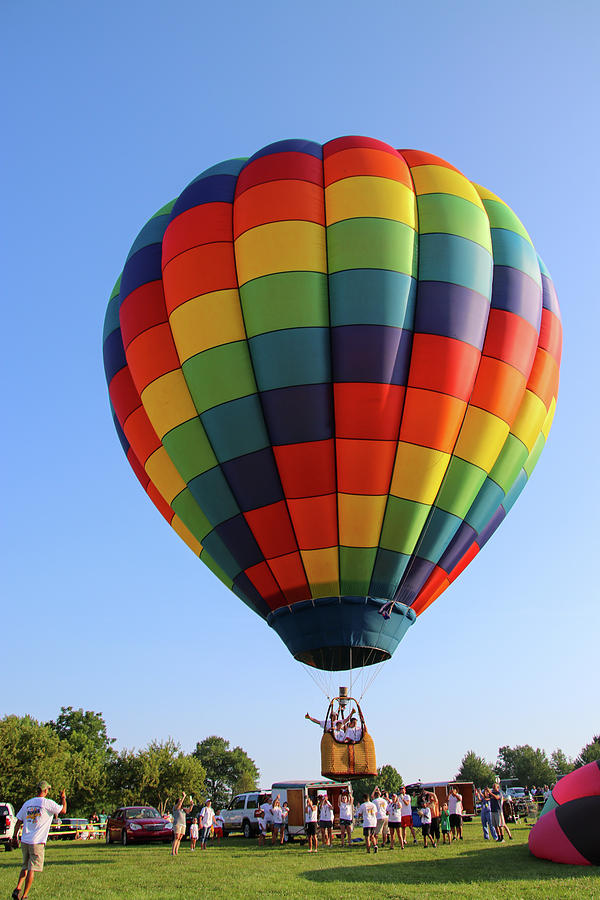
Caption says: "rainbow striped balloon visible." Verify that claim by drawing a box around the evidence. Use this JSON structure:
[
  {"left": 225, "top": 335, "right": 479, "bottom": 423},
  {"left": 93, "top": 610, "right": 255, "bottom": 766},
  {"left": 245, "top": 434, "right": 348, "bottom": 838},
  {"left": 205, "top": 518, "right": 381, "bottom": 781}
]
[{"left": 103, "top": 137, "right": 562, "bottom": 671}]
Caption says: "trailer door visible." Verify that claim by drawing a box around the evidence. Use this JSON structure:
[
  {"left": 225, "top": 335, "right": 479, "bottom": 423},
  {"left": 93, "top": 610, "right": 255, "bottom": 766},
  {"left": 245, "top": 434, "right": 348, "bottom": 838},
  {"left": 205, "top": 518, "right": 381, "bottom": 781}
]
[{"left": 286, "top": 789, "right": 304, "bottom": 827}]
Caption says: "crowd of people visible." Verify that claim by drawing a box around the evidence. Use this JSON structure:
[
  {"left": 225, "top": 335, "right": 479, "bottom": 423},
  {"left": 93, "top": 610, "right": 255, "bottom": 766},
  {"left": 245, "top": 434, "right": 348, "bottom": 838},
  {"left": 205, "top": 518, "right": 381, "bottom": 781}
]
[
  {"left": 171, "top": 794, "right": 225, "bottom": 854},
  {"left": 7, "top": 775, "right": 542, "bottom": 897}
]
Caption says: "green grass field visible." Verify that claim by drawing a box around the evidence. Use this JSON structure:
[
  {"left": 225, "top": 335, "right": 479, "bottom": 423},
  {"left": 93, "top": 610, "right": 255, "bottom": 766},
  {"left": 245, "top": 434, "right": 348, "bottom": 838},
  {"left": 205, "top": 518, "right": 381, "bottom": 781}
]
[{"left": 1, "top": 823, "right": 598, "bottom": 899}]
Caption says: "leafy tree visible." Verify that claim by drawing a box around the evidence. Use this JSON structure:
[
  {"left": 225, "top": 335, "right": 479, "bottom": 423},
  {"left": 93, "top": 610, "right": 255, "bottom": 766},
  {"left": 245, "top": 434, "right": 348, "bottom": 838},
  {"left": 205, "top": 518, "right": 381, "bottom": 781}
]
[
  {"left": 48, "top": 707, "right": 116, "bottom": 815},
  {"left": 0, "top": 715, "right": 71, "bottom": 810},
  {"left": 192, "top": 736, "right": 259, "bottom": 808},
  {"left": 108, "top": 740, "right": 205, "bottom": 814},
  {"left": 574, "top": 734, "right": 600, "bottom": 768},
  {"left": 377, "top": 764, "right": 404, "bottom": 795},
  {"left": 455, "top": 751, "right": 496, "bottom": 788},
  {"left": 48, "top": 707, "right": 115, "bottom": 757},
  {"left": 351, "top": 764, "right": 403, "bottom": 801},
  {"left": 550, "top": 749, "right": 574, "bottom": 781},
  {"left": 496, "top": 745, "right": 554, "bottom": 787}
]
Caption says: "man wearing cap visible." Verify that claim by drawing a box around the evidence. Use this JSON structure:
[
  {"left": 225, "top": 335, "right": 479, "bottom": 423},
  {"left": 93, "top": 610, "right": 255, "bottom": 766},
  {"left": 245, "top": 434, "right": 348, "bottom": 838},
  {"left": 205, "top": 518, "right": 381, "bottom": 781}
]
[
  {"left": 344, "top": 715, "right": 363, "bottom": 743},
  {"left": 11, "top": 780, "right": 67, "bottom": 899}
]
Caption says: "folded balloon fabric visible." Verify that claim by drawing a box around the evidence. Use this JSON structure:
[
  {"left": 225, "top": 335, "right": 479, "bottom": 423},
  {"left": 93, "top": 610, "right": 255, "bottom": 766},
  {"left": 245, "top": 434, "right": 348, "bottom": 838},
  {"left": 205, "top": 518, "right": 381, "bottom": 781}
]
[{"left": 529, "top": 761, "right": 600, "bottom": 865}]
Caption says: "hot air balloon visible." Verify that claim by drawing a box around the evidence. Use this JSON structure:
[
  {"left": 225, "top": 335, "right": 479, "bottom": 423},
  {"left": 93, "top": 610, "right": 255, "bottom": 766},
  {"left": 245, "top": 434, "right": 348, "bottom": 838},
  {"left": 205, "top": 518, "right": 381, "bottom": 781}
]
[
  {"left": 103, "top": 137, "right": 562, "bottom": 687},
  {"left": 529, "top": 762, "right": 600, "bottom": 865}
]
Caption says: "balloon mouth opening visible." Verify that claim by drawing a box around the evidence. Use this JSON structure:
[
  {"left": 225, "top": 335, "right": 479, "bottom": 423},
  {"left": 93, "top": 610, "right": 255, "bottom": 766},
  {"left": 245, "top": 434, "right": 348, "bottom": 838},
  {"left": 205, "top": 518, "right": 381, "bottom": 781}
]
[
  {"left": 267, "top": 596, "right": 416, "bottom": 672},
  {"left": 294, "top": 646, "right": 391, "bottom": 671}
]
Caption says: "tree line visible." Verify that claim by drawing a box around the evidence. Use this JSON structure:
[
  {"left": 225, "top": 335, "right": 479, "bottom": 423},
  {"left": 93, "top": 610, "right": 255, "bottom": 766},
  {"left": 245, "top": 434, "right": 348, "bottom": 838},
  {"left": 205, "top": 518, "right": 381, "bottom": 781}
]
[
  {"left": 0, "top": 709, "right": 259, "bottom": 815},
  {"left": 455, "top": 735, "right": 600, "bottom": 788}
]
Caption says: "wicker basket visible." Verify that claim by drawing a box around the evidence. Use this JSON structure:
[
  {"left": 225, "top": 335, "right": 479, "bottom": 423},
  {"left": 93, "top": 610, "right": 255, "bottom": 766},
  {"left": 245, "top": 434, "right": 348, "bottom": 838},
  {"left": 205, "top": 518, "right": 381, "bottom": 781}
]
[{"left": 319, "top": 697, "right": 377, "bottom": 780}]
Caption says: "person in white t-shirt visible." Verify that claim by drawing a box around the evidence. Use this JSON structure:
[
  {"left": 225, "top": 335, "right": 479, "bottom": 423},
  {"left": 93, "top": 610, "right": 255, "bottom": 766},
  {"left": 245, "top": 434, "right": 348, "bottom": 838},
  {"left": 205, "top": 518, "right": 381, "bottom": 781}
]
[
  {"left": 372, "top": 788, "right": 389, "bottom": 844},
  {"left": 318, "top": 793, "right": 334, "bottom": 846},
  {"left": 271, "top": 796, "right": 285, "bottom": 845},
  {"left": 419, "top": 802, "right": 436, "bottom": 848},
  {"left": 448, "top": 788, "right": 463, "bottom": 840},
  {"left": 356, "top": 794, "right": 378, "bottom": 853},
  {"left": 199, "top": 801, "right": 216, "bottom": 849},
  {"left": 338, "top": 790, "right": 354, "bottom": 847},
  {"left": 332, "top": 720, "right": 347, "bottom": 742},
  {"left": 261, "top": 799, "right": 273, "bottom": 829},
  {"left": 305, "top": 797, "right": 318, "bottom": 853},
  {"left": 305, "top": 712, "right": 334, "bottom": 731},
  {"left": 189, "top": 817, "right": 199, "bottom": 851},
  {"left": 344, "top": 716, "right": 363, "bottom": 743},
  {"left": 12, "top": 780, "right": 67, "bottom": 899},
  {"left": 387, "top": 794, "right": 404, "bottom": 849},
  {"left": 400, "top": 788, "right": 418, "bottom": 845}
]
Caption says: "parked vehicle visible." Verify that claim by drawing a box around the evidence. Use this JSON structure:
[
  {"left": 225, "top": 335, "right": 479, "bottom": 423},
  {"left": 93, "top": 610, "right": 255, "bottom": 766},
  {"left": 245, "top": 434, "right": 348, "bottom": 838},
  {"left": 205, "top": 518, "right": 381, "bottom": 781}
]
[
  {"left": 219, "top": 791, "right": 272, "bottom": 838},
  {"left": 270, "top": 779, "right": 353, "bottom": 839},
  {"left": 105, "top": 807, "right": 173, "bottom": 846},
  {"left": 0, "top": 803, "right": 16, "bottom": 851},
  {"left": 505, "top": 786, "right": 529, "bottom": 800},
  {"left": 405, "top": 781, "right": 476, "bottom": 821},
  {"left": 49, "top": 817, "right": 89, "bottom": 840}
]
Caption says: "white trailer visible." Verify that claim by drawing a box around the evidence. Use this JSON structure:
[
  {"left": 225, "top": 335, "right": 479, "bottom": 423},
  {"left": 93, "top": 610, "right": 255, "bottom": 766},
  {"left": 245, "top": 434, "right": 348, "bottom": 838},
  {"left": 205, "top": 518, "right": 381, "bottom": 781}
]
[{"left": 271, "top": 779, "right": 353, "bottom": 839}]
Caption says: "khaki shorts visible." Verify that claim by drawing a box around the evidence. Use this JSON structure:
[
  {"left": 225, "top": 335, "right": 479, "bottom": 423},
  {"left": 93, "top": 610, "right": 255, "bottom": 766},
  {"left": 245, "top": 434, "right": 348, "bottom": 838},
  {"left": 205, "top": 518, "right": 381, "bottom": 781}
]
[
  {"left": 22, "top": 843, "right": 45, "bottom": 872},
  {"left": 173, "top": 825, "right": 185, "bottom": 836}
]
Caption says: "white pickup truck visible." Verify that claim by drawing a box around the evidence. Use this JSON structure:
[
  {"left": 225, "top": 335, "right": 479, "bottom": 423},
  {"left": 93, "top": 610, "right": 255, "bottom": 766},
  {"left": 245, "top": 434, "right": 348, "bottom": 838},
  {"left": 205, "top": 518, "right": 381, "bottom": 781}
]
[
  {"left": 0, "top": 803, "right": 16, "bottom": 851},
  {"left": 219, "top": 790, "right": 271, "bottom": 838}
]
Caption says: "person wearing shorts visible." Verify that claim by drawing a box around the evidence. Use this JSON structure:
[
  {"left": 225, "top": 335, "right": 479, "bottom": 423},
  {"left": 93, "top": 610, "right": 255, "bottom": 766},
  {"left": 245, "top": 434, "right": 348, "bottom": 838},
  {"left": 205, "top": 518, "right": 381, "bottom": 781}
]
[
  {"left": 318, "top": 793, "right": 334, "bottom": 846},
  {"left": 419, "top": 803, "right": 436, "bottom": 848},
  {"left": 13, "top": 781, "right": 67, "bottom": 900},
  {"left": 489, "top": 784, "right": 504, "bottom": 842},
  {"left": 356, "top": 794, "right": 378, "bottom": 853},
  {"left": 271, "top": 796, "right": 285, "bottom": 845},
  {"left": 171, "top": 792, "right": 193, "bottom": 856},
  {"left": 400, "top": 788, "right": 418, "bottom": 845},
  {"left": 339, "top": 791, "right": 353, "bottom": 847},
  {"left": 441, "top": 802, "right": 452, "bottom": 843},
  {"left": 373, "top": 789, "right": 389, "bottom": 844},
  {"left": 387, "top": 794, "right": 404, "bottom": 849},
  {"left": 448, "top": 788, "right": 463, "bottom": 840},
  {"left": 426, "top": 791, "right": 441, "bottom": 845},
  {"left": 305, "top": 798, "right": 318, "bottom": 853}
]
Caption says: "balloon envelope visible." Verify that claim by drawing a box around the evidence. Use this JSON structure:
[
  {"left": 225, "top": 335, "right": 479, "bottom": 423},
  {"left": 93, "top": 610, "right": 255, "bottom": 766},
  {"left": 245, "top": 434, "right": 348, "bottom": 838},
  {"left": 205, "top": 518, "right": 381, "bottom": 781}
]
[{"left": 103, "top": 137, "right": 562, "bottom": 671}]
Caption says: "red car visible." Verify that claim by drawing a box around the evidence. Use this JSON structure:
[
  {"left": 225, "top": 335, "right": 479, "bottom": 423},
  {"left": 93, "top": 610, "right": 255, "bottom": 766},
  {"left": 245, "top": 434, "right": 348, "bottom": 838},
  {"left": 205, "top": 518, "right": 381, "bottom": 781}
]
[{"left": 105, "top": 806, "right": 173, "bottom": 846}]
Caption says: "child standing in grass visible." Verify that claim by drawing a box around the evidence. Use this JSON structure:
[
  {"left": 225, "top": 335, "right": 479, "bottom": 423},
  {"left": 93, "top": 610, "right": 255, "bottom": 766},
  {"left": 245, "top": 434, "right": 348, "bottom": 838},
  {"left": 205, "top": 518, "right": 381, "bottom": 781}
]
[
  {"left": 419, "top": 801, "right": 436, "bottom": 848},
  {"left": 189, "top": 817, "right": 199, "bottom": 851},
  {"left": 440, "top": 802, "right": 451, "bottom": 844},
  {"left": 214, "top": 811, "right": 224, "bottom": 844}
]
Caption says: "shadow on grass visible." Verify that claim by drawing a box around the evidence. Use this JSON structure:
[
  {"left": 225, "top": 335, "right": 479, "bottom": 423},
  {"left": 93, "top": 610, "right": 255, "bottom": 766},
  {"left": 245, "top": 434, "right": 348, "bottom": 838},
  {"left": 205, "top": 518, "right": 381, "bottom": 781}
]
[{"left": 300, "top": 844, "right": 594, "bottom": 886}]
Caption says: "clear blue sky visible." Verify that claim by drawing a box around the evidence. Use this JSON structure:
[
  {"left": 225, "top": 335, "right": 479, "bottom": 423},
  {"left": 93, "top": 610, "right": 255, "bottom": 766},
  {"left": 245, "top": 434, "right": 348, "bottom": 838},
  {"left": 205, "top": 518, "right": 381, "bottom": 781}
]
[{"left": 3, "top": 0, "right": 598, "bottom": 788}]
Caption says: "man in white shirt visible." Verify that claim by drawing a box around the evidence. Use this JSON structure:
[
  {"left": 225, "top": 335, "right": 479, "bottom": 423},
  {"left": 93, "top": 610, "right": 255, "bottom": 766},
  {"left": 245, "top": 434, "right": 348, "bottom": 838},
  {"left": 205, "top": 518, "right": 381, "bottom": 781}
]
[
  {"left": 344, "top": 716, "right": 363, "bottom": 743},
  {"left": 199, "top": 800, "right": 216, "bottom": 850},
  {"left": 400, "top": 788, "right": 418, "bottom": 845},
  {"left": 260, "top": 798, "right": 273, "bottom": 839},
  {"left": 356, "top": 794, "right": 378, "bottom": 853},
  {"left": 372, "top": 788, "right": 389, "bottom": 845},
  {"left": 12, "top": 780, "right": 67, "bottom": 899},
  {"left": 448, "top": 788, "right": 463, "bottom": 840}
]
